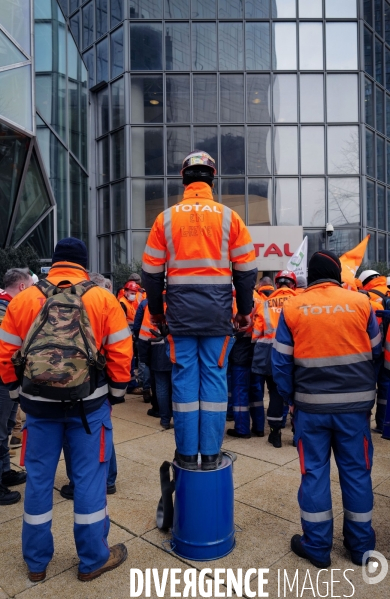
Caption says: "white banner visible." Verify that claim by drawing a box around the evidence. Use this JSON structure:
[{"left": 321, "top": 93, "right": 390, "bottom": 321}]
[
  {"left": 247, "top": 226, "right": 303, "bottom": 271},
  {"left": 286, "top": 236, "right": 308, "bottom": 277}
]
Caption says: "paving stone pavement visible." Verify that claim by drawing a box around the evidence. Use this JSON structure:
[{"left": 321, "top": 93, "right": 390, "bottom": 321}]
[{"left": 0, "top": 393, "right": 389, "bottom": 599}]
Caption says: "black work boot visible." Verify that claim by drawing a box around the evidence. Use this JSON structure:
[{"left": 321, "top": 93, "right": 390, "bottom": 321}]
[
  {"left": 174, "top": 450, "right": 198, "bottom": 470},
  {"left": 268, "top": 427, "right": 282, "bottom": 448},
  {"left": 227, "top": 429, "right": 251, "bottom": 439},
  {"left": 0, "top": 482, "right": 21, "bottom": 505},
  {"left": 201, "top": 452, "right": 223, "bottom": 471},
  {"left": 2, "top": 469, "right": 26, "bottom": 486},
  {"left": 291, "top": 534, "right": 331, "bottom": 568}
]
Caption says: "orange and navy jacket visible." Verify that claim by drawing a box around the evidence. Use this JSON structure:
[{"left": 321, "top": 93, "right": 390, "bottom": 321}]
[
  {"left": 272, "top": 281, "right": 381, "bottom": 413},
  {"left": 0, "top": 262, "right": 133, "bottom": 418},
  {"left": 141, "top": 181, "right": 257, "bottom": 336},
  {"left": 256, "top": 285, "right": 275, "bottom": 300},
  {"left": 252, "top": 287, "right": 296, "bottom": 375}
]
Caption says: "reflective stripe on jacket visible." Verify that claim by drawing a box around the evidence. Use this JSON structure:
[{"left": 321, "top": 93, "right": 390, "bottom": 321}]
[{"left": 272, "top": 281, "right": 381, "bottom": 413}]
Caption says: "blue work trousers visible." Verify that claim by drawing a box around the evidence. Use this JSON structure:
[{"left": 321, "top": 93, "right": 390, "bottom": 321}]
[
  {"left": 294, "top": 410, "right": 375, "bottom": 565},
  {"left": 63, "top": 437, "right": 117, "bottom": 488},
  {"left": 138, "top": 361, "right": 151, "bottom": 391},
  {"left": 154, "top": 370, "right": 172, "bottom": 426},
  {"left": 231, "top": 366, "right": 265, "bottom": 435},
  {"left": 376, "top": 364, "right": 388, "bottom": 431},
  {"left": 22, "top": 401, "right": 112, "bottom": 574},
  {"left": 0, "top": 384, "right": 17, "bottom": 477},
  {"left": 167, "top": 335, "right": 234, "bottom": 456}
]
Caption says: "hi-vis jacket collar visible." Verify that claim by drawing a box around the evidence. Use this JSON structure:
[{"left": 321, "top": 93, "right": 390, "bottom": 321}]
[
  {"left": 182, "top": 181, "right": 214, "bottom": 201},
  {"left": 49, "top": 262, "right": 90, "bottom": 281},
  {"left": 307, "top": 279, "right": 342, "bottom": 289}
]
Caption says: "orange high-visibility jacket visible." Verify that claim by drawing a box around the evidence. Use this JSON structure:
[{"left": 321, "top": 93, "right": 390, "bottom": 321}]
[
  {"left": 142, "top": 181, "right": 257, "bottom": 336},
  {"left": 0, "top": 262, "right": 133, "bottom": 417},
  {"left": 256, "top": 285, "right": 275, "bottom": 300},
  {"left": 120, "top": 296, "right": 138, "bottom": 326}
]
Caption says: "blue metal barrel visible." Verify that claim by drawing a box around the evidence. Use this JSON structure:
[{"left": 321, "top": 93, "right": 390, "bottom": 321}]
[{"left": 171, "top": 454, "right": 235, "bottom": 561}]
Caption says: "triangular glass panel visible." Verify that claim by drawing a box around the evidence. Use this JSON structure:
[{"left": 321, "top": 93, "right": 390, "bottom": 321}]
[
  {"left": 19, "top": 210, "right": 54, "bottom": 259},
  {"left": 11, "top": 148, "right": 52, "bottom": 245},
  {"left": 0, "top": 29, "right": 26, "bottom": 67},
  {"left": 0, "top": 65, "right": 32, "bottom": 130},
  {"left": 0, "top": 0, "right": 31, "bottom": 56},
  {"left": 0, "top": 121, "right": 30, "bottom": 247}
]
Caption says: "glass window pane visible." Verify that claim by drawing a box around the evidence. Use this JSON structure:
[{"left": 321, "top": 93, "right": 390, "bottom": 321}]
[
  {"left": 70, "top": 14, "right": 80, "bottom": 47},
  {"left": 98, "top": 136, "right": 110, "bottom": 185},
  {"left": 132, "top": 127, "right": 163, "bottom": 176},
  {"left": 97, "top": 87, "right": 109, "bottom": 136},
  {"left": 167, "top": 127, "right": 191, "bottom": 175},
  {"left": 301, "top": 127, "right": 324, "bottom": 175},
  {"left": 273, "top": 23, "right": 296, "bottom": 70},
  {"left": 365, "top": 78, "right": 374, "bottom": 128},
  {"left": 221, "top": 179, "right": 245, "bottom": 222},
  {"left": 376, "top": 87, "right": 385, "bottom": 134},
  {"left": 221, "top": 126, "right": 245, "bottom": 175},
  {"left": 328, "top": 230, "right": 361, "bottom": 258},
  {"left": 35, "top": 23, "right": 52, "bottom": 71},
  {"left": 0, "top": 0, "right": 31, "bottom": 55},
  {"left": 326, "top": 23, "right": 357, "bottom": 70},
  {"left": 375, "top": 39, "right": 383, "bottom": 85},
  {"left": 111, "top": 0, "right": 123, "bottom": 27},
  {"left": 378, "top": 233, "right": 386, "bottom": 262},
  {"left": 272, "top": 0, "right": 296, "bottom": 17},
  {"left": 387, "top": 95, "right": 390, "bottom": 137},
  {"left": 375, "top": 0, "right": 383, "bottom": 37},
  {"left": 192, "top": 0, "right": 216, "bottom": 18},
  {"left": 219, "top": 22, "right": 243, "bottom": 71},
  {"left": 168, "top": 179, "right": 183, "bottom": 207},
  {"left": 165, "top": 0, "right": 189, "bottom": 17},
  {"left": 247, "top": 74, "right": 271, "bottom": 123},
  {"left": 364, "top": 0, "right": 373, "bottom": 26},
  {"left": 130, "top": 23, "right": 162, "bottom": 70},
  {"left": 377, "top": 135, "right": 385, "bottom": 182},
  {"left": 194, "top": 127, "right": 218, "bottom": 171},
  {"left": 386, "top": 47, "right": 390, "bottom": 92},
  {"left": 99, "top": 236, "right": 111, "bottom": 272},
  {"left": 245, "top": 22, "right": 270, "bottom": 70},
  {"left": 273, "top": 75, "right": 297, "bottom": 123},
  {"left": 131, "top": 76, "right": 163, "bottom": 123},
  {"left": 35, "top": 74, "right": 66, "bottom": 141},
  {"left": 69, "top": 0, "right": 79, "bottom": 14},
  {"left": 219, "top": 0, "right": 243, "bottom": 17},
  {"left": 368, "top": 231, "right": 376, "bottom": 261},
  {"left": 112, "top": 180, "right": 126, "bottom": 230},
  {"left": 327, "top": 74, "right": 358, "bottom": 122},
  {"left": 299, "top": 23, "right": 323, "bottom": 70},
  {"left": 325, "top": 0, "right": 357, "bottom": 18},
  {"left": 328, "top": 178, "right": 360, "bottom": 226},
  {"left": 327, "top": 126, "right": 359, "bottom": 175},
  {"left": 99, "top": 186, "right": 110, "bottom": 233},
  {"left": 386, "top": 1, "right": 390, "bottom": 45},
  {"left": 299, "top": 0, "right": 322, "bottom": 17},
  {"left": 366, "top": 128, "right": 375, "bottom": 178},
  {"left": 301, "top": 179, "right": 325, "bottom": 227},
  {"left": 112, "top": 77, "right": 125, "bottom": 129},
  {"left": 245, "top": 0, "right": 269, "bottom": 18},
  {"left": 112, "top": 129, "right": 125, "bottom": 180},
  {"left": 112, "top": 232, "right": 126, "bottom": 266},
  {"left": 132, "top": 179, "right": 164, "bottom": 228},
  {"left": 83, "top": 48, "right": 95, "bottom": 88},
  {"left": 0, "top": 28, "right": 26, "bottom": 69},
  {"left": 387, "top": 141, "right": 390, "bottom": 184},
  {"left": 387, "top": 188, "right": 390, "bottom": 231},
  {"left": 364, "top": 27, "right": 373, "bottom": 77},
  {"left": 378, "top": 185, "right": 385, "bottom": 229},
  {"left": 248, "top": 127, "right": 271, "bottom": 175},
  {"left": 166, "top": 75, "right": 190, "bottom": 123},
  {"left": 248, "top": 179, "right": 272, "bottom": 225},
  {"left": 367, "top": 179, "right": 375, "bottom": 227},
  {"left": 300, "top": 75, "right": 323, "bottom": 122},
  {"left": 193, "top": 75, "right": 217, "bottom": 123},
  {"left": 0, "top": 65, "right": 32, "bottom": 130},
  {"left": 96, "top": 37, "right": 108, "bottom": 83},
  {"left": 132, "top": 232, "right": 149, "bottom": 263},
  {"left": 275, "top": 178, "right": 298, "bottom": 225},
  {"left": 220, "top": 74, "right": 244, "bottom": 123},
  {"left": 82, "top": 2, "right": 94, "bottom": 49},
  {"left": 111, "top": 27, "right": 123, "bottom": 79},
  {"left": 274, "top": 127, "right": 298, "bottom": 175},
  {"left": 23, "top": 212, "right": 54, "bottom": 261},
  {"left": 192, "top": 23, "right": 217, "bottom": 71},
  {"left": 129, "top": 0, "right": 162, "bottom": 18},
  {"left": 165, "top": 23, "right": 190, "bottom": 71},
  {"left": 96, "top": 0, "right": 108, "bottom": 39}
]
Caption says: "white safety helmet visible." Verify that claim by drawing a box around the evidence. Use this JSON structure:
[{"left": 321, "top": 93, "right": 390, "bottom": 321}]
[{"left": 358, "top": 270, "right": 380, "bottom": 286}]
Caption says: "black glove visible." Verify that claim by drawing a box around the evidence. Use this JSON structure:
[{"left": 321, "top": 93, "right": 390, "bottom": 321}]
[{"left": 108, "top": 393, "right": 125, "bottom": 406}]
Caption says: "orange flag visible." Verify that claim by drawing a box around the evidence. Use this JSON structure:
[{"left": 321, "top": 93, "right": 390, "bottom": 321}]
[{"left": 339, "top": 235, "right": 370, "bottom": 289}]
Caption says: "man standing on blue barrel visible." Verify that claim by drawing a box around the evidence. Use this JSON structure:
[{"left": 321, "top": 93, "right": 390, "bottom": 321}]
[{"left": 142, "top": 150, "right": 257, "bottom": 471}]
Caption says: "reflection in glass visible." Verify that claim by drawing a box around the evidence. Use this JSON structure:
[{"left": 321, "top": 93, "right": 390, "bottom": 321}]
[
  {"left": 0, "top": 0, "right": 31, "bottom": 54},
  {"left": 112, "top": 129, "right": 125, "bottom": 181},
  {"left": 165, "top": 0, "right": 190, "bottom": 17},
  {"left": 22, "top": 212, "right": 54, "bottom": 260},
  {"left": 274, "top": 127, "right": 298, "bottom": 175},
  {"left": 247, "top": 75, "right": 271, "bottom": 123},
  {"left": 387, "top": 141, "right": 390, "bottom": 184},
  {"left": 193, "top": 75, "right": 217, "bottom": 123},
  {"left": 99, "top": 236, "right": 110, "bottom": 272},
  {"left": 305, "top": 231, "right": 325, "bottom": 257},
  {"left": 301, "top": 179, "right": 325, "bottom": 226},
  {"left": 83, "top": 48, "right": 94, "bottom": 88},
  {"left": 328, "top": 230, "right": 360, "bottom": 258},
  {"left": 111, "top": 0, "right": 123, "bottom": 27},
  {"left": 96, "top": 37, "right": 108, "bottom": 83},
  {"left": 387, "top": 95, "right": 390, "bottom": 136},
  {"left": 364, "top": 27, "right": 373, "bottom": 77},
  {"left": 69, "top": 0, "right": 79, "bottom": 15},
  {"left": 299, "top": 23, "right": 323, "bottom": 70},
  {"left": 245, "top": 0, "right": 269, "bottom": 18},
  {"left": 248, "top": 179, "right": 272, "bottom": 225},
  {"left": 327, "top": 75, "right": 358, "bottom": 122},
  {"left": 366, "top": 128, "right": 374, "bottom": 178},
  {"left": 130, "top": 23, "right": 162, "bottom": 70},
  {"left": 167, "top": 128, "right": 191, "bottom": 175},
  {"left": 275, "top": 178, "right": 299, "bottom": 225},
  {"left": 82, "top": 2, "right": 94, "bottom": 49},
  {"left": 98, "top": 137, "right": 110, "bottom": 185},
  {"left": 299, "top": 0, "right": 322, "bottom": 17},
  {"left": 377, "top": 135, "right": 385, "bottom": 182},
  {"left": 219, "top": 0, "right": 243, "bottom": 17},
  {"left": 112, "top": 233, "right": 126, "bottom": 266},
  {"left": 325, "top": 0, "right": 357, "bottom": 18},
  {"left": 96, "top": 0, "right": 108, "bottom": 39},
  {"left": 376, "top": 87, "right": 385, "bottom": 134},
  {"left": 367, "top": 231, "right": 376, "bottom": 262},
  {"left": 301, "top": 127, "right": 324, "bottom": 175},
  {"left": 97, "top": 87, "right": 109, "bottom": 137},
  {"left": 376, "top": 39, "right": 383, "bottom": 85},
  {"left": 36, "top": 73, "right": 66, "bottom": 141},
  {"left": 194, "top": 127, "right": 218, "bottom": 170},
  {"left": 35, "top": 23, "right": 52, "bottom": 71},
  {"left": 98, "top": 186, "right": 110, "bottom": 233},
  {"left": 129, "top": 0, "right": 162, "bottom": 18},
  {"left": 219, "top": 22, "right": 243, "bottom": 71},
  {"left": 132, "top": 231, "right": 150, "bottom": 262},
  {"left": 272, "top": 0, "right": 296, "bottom": 18},
  {"left": 328, "top": 178, "right": 360, "bottom": 226},
  {"left": 364, "top": 0, "right": 373, "bottom": 25},
  {"left": 378, "top": 233, "right": 386, "bottom": 262},
  {"left": 165, "top": 23, "right": 190, "bottom": 71},
  {"left": 111, "top": 26, "right": 123, "bottom": 79},
  {"left": 0, "top": 29, "right": 26, "bottom": 69},
  {"left": 365, "top": 78, "right": 374, "bottom": 128},
  {"left": 220, "top": 75, "right": 244, "bottom": 123},
  {"left": 132, "top": 179, "right": 164, "bottom": 228},
  {"left": 375, "top": 0, "right": 383, "bottom": 36},
  {"left": 131, "top": 127, "right": 164, "bottom": 176},
  {"left": 221, "top": 179, "right": 245, "bottom": 222},
  {"left": 245, "top": 22, "right": 270, "bottom": 70},
  {"left": 326, "top": 23, "right": 357, "bottom": 70},
  {"left": 300, "top": 75, "right": 323, "bottom": 122},
  {"left": 112, "top": 77, "right": 125, "bottom": 129},
  {"left": 327, "top": 126, "right": 359, "bottom": 175},
  {"left": 247, "top": 127, "right": 271, "bottom": 175},
  {"left": 168, "top": 179, "right": 183, "bottom": 207},
  {"left": 192, "top": 23, "right": 217, "bottom": 71},
  {"left": 388, "top": 188, "right": 390, "bottom": 231},
  {"left": 192, "top": 0, "right": 216, "bottom": 18},
  {"left": 386, "top": 1, "right": 390, "bottom": 44},
  {"left": 112, "top": 180, "right": 126, "bottom": 231},
  {"left": 273, "top": 23, "right": 296, "bottom": 70},
  {"left": 167, "top": 75, "right": 190, "bottom": 123},
  {"left": 70, "top": 15, "right": 80, "bottom": 47},
  {"left": 378, "top": 185, "right": 385, "bottom": 230},
  {"left": 386, "top": 47, "right": 390, "bottom": 91},
  {"left": 221, "top": 126, "right": 245, "bottom": 175},
  {"left": 273, "top": 75, "right": 297, "bottom": 122},
  {"left": 131, "top": 76, "right": 163, "bottom": 123}
]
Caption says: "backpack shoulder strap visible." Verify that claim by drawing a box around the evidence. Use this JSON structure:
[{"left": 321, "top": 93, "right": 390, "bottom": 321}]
[
  {"left": 36, "top": 279, "right": 55, "bottom": 298},
  {"left": 74, "top": 280, "right": 97, "bottom": 298},
  {"left": 367, "top": 289, "right": 387, "bottom": 300}
]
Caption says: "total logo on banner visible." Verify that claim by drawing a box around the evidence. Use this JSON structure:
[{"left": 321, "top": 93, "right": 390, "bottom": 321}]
[{"left": 247, "top": 226, "right": 304, "bottom": 272}]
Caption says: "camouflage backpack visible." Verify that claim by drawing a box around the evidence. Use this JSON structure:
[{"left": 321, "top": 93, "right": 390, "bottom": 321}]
[{"left": 12, "top": 279, "right": 106, "bottom": 405}]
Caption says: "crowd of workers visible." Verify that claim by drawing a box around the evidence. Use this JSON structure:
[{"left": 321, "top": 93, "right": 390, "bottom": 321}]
[{"left": 0, "top": 150, "right": 388, "bottom": 583}]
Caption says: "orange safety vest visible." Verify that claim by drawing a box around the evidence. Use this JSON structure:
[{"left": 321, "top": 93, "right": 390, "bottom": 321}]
[
  {"left": 256, "top": 285, "right": 275, "bottom": 300},
  {"left": 120, "top": 296, "right": 139, "bottom": 326}
]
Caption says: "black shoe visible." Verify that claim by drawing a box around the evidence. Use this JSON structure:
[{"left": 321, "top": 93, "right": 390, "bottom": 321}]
[
  {"left": 147, "top": 408, "right": 160, "bottom": 418},
  {"left": 291, "top": 535, "right": 331, "bottom": 569},
  {"left": 343, "top": 539, "right": 368, "bottom": 566},
  {"left": 251, "top": 427, "right": 264, "bottom": 437},
  {"left": 226, "top": 414, "right": 234, "bottom": 422},
  {"left": 0, "top": 482, "right": 21, "bottom": 505},
  {"left": 143, "top": 389, "right": 152, "bottom": 403},
  {"left": 292, "top": 439, "right": 297, "bottom": 447},
  {"left": 268, "top": 428, "right": 282, "bottom": 448},
  {"left": 107, "top": 484, "right": 116, "bottom": 495},
  {"left": 160, "top": 421, "right": 172, "bottom": 430},
  {"left": 2, "top": 469, "right": 26, "bottom": 487},
  {"left": 174, "top": 450, "right": 198, "bottom": 470},
  {"left": 201, "top": 452, "right": 223, "bottom": 471},
  {"left": 60, "top": 484, "right": 74, "bottom": 500},
  {"left": 371, "top": 427, "right": 383, "bottom": 434},
  {"left": 227, "top": 429, "right": 251, "bottom": 439}
]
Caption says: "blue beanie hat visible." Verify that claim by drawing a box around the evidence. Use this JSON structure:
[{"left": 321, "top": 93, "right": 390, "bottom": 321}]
[{"left": 52, "top": 237, "right": 88, "bottom": 269}]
